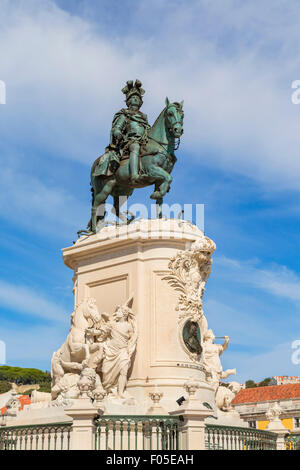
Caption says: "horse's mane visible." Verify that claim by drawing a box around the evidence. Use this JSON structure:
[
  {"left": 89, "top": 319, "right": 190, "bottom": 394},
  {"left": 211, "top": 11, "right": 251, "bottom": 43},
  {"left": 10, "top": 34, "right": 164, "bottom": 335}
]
[{"left": 148, "top": 107, "right": 166, "bottom": 136}]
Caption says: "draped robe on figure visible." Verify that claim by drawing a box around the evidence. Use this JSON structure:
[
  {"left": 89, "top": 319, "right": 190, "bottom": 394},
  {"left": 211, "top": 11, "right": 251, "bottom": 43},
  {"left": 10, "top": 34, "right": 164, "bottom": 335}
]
[{"left": 101, "top": 322, "right": 132, "bottom": 391}]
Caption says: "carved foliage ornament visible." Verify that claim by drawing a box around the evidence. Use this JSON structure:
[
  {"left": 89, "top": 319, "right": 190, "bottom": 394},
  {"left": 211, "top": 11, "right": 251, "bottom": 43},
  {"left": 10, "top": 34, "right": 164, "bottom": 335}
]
[
  {"left": 163, "top": 237, "right": 216, "bottom": 323},
  {"left": 163, "top": 237, "right": 215, "bottom": 362}
]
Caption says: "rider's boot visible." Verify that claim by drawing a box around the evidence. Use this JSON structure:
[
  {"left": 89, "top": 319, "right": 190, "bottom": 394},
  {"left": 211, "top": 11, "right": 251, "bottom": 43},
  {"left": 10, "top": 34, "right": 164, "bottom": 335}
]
[{"left": 129, "top": 144, "right": 141, "bottom": 183}]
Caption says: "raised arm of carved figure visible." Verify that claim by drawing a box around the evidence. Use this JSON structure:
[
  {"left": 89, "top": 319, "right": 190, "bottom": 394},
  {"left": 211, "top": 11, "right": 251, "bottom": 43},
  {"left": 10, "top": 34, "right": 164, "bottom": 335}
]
[{"left": 221, "top": 336, "right": 229, "bottom": 354}]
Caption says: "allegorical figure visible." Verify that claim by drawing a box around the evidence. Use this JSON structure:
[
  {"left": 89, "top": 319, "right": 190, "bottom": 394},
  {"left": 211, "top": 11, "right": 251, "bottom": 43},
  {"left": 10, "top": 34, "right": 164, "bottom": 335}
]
[
  {"left": 202, "top": 329, "right": 236, "bottom": 390},
  {"left": 101, "top": 300, "right": 137, "bottom": 398}
]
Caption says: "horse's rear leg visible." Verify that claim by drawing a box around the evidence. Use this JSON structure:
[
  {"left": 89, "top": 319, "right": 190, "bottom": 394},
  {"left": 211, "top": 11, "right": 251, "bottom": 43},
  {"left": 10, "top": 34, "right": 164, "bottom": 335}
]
[
  {"left": 92, "top": 178, "right": 116, "bottom": 232},
  {"left": 113, "top": 195, "right": 126, "bottom": 221}
]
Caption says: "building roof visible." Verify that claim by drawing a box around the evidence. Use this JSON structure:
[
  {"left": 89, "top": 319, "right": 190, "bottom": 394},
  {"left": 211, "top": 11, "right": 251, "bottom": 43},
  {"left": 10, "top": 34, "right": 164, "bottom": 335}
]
[
  {"left": 0, "top": 395, "right": 31, "bottom": 415},
  {"left": 18, "top": 395, "right": 31, "bottom": 410},
  {"left": 232, "top": 383, "right": 300, "bottom": 405}
]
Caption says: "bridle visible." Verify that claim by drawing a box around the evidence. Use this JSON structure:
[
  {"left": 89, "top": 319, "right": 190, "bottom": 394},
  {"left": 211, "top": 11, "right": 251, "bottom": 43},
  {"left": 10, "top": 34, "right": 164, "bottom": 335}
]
[{"left": 149, "top": 109, "right": 183, "bottom": 151}]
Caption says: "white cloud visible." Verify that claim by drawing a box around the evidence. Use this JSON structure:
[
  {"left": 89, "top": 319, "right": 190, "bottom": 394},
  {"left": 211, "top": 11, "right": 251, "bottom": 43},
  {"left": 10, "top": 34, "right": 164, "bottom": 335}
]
[
  {"left": 0, "top": 322, "right": 68, "bottom": 369},
  {"left": 204, "top": 255, "right": 300, "bottom": 381},
  {"left": 0, "top": 280, "right": 67, "bottom": 323},
  {"left": 1, "top": 0, "right": 299, "bottom": 375},
  {"left": 0, "top": 154, "right": 88, "bottom": 237},
  {"left": 205, "top": 296, "right": 300, "bottom": 382},
  {"left": 0, "top": 0, "right": 300, "bottom": 189},
  {"left": 0, "top": 0, "right": 147, "bottom": 161},
  {"left": 205, "top": 296, "right": 300, "bottom": 381},
  {"left": 215, "top": 256, "right": 300, "bottom": 303},
  {"left": 255, "top": 267, "right": 300, "bottom": 302},
  {"left": 225, "top": 342, "right": 300, "bottom": 383},
  {"left": 205, "top": 297, "right": 273, "bottom": 345}
]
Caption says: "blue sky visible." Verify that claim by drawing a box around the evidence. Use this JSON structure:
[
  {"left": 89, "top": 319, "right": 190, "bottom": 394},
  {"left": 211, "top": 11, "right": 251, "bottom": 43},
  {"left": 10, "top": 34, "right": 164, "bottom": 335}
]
[{"left": 0, "top": 0, "right": 300, "bottom": 382}]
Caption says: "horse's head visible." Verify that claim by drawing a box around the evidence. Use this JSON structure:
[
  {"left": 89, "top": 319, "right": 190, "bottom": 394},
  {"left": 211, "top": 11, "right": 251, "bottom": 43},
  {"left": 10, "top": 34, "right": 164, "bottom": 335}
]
[
  {"left": 165, "top": 97, "right": 184, "bottom": 138},
  {"left": 82, "top": 298, "right": 101, "bottom": 325}
]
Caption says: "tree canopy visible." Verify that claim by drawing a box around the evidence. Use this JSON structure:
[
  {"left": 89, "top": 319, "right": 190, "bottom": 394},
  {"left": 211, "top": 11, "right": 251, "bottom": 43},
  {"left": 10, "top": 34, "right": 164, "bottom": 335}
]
[
  {"left": 0, "top": 381, "right": 12, "bottom": 394},
  {"left": 245, "top": 378, "right": 272, "bottom": 388},
  {"left": 0, "top": 366, "right": 51, "bottom": 385}
]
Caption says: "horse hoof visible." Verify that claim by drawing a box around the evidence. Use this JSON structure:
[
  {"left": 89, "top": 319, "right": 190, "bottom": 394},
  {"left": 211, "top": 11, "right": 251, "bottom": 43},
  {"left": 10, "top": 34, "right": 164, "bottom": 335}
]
[{"left": 150, "top": 191, "right": 162, "bottom": 200}]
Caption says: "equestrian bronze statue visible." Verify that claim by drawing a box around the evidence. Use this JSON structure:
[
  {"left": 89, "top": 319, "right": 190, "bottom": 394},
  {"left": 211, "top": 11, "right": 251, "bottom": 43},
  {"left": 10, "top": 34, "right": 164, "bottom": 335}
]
[{"left": 87, "top": 80, "right": 184, "bottom": 233}]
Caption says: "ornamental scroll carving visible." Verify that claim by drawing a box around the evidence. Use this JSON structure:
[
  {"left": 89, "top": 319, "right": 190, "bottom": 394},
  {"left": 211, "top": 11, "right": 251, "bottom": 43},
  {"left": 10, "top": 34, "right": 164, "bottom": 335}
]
[
  {"left": 162, "top": 236, "right": 216, "bottom": 361},
  {"left": 163, "top": 237, "right": 216, "bottom": 321}
]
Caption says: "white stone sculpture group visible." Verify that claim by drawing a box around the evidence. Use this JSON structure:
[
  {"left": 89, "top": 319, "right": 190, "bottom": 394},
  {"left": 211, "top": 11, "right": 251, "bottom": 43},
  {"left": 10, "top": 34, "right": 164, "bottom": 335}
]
[
  {"left": 51, "top": 295, "right": 137, "bottom": 405},
  {"left": 164, "top": 236, "right": 240, "bottom": 411}
]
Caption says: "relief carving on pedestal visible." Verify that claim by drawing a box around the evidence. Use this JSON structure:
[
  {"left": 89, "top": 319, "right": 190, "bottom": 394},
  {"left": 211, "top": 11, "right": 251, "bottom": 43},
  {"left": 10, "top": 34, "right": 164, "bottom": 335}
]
[
  {"left": 163, "top": 236, "right": 216, "bottom": 361},
  {"left": 163, "top": 237, "right": 238, "bottom": 412}
]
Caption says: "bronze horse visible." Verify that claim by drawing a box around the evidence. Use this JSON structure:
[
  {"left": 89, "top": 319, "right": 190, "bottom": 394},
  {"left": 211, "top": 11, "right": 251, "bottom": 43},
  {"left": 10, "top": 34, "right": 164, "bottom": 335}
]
[{"left": 88, "top": 98, "right": 184, "bottom": 232}]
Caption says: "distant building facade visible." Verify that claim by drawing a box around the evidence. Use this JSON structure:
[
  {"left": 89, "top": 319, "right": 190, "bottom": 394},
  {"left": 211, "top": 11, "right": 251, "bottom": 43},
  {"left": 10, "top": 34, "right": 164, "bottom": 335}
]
[
  {"left": 232, "top": 384, "right": 300, "bottom": 432},
  {"left": 269, "top": 376, "right": 300, "bottom": 386}
]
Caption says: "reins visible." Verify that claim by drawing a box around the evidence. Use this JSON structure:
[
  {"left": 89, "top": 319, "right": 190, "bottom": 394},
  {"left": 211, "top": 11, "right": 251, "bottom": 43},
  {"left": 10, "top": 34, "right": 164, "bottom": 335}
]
[{"left": 148, "top": 135, "right": 181, "bottom": 151}]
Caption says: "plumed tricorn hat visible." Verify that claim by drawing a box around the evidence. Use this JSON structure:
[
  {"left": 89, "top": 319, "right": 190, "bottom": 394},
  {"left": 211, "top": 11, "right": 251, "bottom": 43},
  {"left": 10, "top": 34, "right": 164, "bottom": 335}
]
[{"left": 122, "top": 79, "right": 145, "bottom": 103}]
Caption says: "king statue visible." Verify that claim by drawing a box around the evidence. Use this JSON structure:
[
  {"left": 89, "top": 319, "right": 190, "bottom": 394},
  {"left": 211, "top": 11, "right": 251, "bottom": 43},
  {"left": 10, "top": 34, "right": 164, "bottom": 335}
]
[
  {"left": 110, "top": 79, "right": 150, "bottom": 183},
  {"left": 86, "top": 80, "right": 184, "bottom": 233}
]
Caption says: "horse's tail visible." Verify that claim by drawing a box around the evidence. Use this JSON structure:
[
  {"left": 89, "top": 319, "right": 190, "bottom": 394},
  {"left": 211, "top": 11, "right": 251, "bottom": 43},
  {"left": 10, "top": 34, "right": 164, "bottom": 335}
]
[
  {"left": 91, "top": 155, "right": 101, "bottom": 176},
  {"left": 87, "top": 157, "right": 100, "bottom": 230},
  {"left": 90, "top": 184, "right": 95, "bottom": 206}
]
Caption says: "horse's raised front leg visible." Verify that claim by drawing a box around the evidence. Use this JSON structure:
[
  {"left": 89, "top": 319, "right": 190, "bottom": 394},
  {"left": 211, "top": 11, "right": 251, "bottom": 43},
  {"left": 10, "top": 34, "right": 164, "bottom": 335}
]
[
  {"left": 148, "top": 165, "right": 173, "bottom": 200},
  {"left": 68, "top": 341, "right": 90, "bottom": 368},
  {"left": 156, "top": 197, "right": 163, "bottom": 219}
]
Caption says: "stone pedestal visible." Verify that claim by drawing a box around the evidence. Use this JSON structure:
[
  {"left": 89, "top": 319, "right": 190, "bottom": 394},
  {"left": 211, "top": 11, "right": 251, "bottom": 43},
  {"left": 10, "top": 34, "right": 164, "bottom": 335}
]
[
  {"left": 174, "top": 406, "right": 211, "bottom": 450},
  {"left": 62, "top": 220, "right": 216, "bottom": 413},
  {"left": 266, "top": 418, "right": 289, "bottom": 451},
  {"left": 65, "top": 398, "right": 99, "bottom": 451},
  {"left": 170, "top": 382, "right": 212, "bottom": 450}
]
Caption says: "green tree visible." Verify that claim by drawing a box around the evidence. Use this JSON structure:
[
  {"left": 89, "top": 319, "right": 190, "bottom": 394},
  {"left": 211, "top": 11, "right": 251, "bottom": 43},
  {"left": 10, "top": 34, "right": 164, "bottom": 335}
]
[
  {"left": 258, "top": 377, "right": 271, "bottom": 387},
  {"left": 38, "top": 383, "right": 51, "bottom": 393},
  {"left": 0, "top": 366, "right": 51, "bottom": 386},
  {"left": 245, "top": 380, "right": 257, "bottom": 388},
  {"left": 245, "top": 378, "right": 272, "bottom": 388},
  {"left": 0, "top": 381, "right": 12, "bottom": 394}
]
